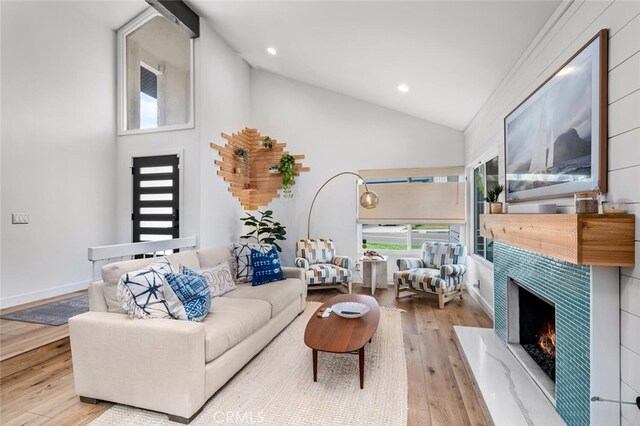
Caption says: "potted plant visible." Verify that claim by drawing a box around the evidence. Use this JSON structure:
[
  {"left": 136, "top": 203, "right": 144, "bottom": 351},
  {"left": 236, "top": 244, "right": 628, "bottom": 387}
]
[
  {"left": 240, "top": 210, "right": 287, "bottom": 252},
  {"left": 262, "top": 136, "right": 273, "bottom": 149},
  {"left": 234, "top": 147, "right": 248, "bottom": 174},
  {"left": 485, "top": 184, "right": 504, "bottom": 214},
  {"left": 278, "top": 154, "right": 296, "bottom": 198}
]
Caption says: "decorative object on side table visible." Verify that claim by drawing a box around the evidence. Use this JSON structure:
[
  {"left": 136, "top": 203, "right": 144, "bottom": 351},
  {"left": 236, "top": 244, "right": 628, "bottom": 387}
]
[
  {"left": 485, "top": 184, "right": 504, "bottom": 214},
  {"left": 504, "top": 30, "right": 608, "bottom": 202},
  {"left": 307, "top": 171, "right": 379, "bottom": 238},
  {"left": 240, "top": 209, "right": 286, "bottom": 252}
]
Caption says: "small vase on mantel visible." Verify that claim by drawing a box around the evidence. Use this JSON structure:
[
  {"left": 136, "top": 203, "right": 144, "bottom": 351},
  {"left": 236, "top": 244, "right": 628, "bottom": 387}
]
[{"left": 490, "top": 202, "right": 503, "bottom": 214}]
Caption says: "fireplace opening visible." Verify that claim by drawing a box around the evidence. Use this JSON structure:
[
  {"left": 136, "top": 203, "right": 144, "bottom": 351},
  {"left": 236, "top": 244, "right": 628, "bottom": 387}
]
[
  {"left": 519, "top": 286, "right": 556, "bottom": 381},
  {"left": 507, "top": 278, "right": 557, "bottom": 403}
]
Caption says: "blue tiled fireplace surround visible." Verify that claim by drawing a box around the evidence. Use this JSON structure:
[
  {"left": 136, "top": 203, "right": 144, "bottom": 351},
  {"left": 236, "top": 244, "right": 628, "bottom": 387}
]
[{"left": 493, "top": 242, "right": 591, "bottom": 426}]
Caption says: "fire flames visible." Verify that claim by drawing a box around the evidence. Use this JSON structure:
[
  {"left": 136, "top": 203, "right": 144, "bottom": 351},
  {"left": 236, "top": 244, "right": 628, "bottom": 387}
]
[{"left": 538, "top": 322, "right": 556, "bottom": 357}]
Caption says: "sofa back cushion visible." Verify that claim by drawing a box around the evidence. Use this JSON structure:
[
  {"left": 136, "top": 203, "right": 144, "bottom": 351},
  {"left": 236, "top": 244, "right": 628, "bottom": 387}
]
[
  {"left": 101, "top": 250, "right": 201, "bottom": 313},
  {"left": 196, "top": 246, "right": 234, "bottom": 271},
  {"left": 420, "top": 242, "right": 467, "bottom": 269},
  {"left": 296, "top": 239, "right": 335, "bottom": 264}
]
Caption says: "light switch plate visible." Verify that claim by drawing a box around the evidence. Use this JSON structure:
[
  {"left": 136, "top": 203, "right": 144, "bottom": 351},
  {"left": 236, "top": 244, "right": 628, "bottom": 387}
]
[{"left": 12, "top": 213, "right": 29, "bottom": 224}]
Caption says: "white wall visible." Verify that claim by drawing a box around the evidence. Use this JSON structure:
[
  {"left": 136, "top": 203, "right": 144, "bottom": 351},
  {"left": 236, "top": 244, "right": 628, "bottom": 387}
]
[
  {"left": 462, "top": 2, "right": 640, "bottom": 423},
  {"left": 249, "top": 70, "right": 464, "bottom": 268},
  {"left": 115, "top": 16, "right": 251, "bottom": 248},
  {"left": 0, "top": 1, "right": 118, "bottom": 307}
]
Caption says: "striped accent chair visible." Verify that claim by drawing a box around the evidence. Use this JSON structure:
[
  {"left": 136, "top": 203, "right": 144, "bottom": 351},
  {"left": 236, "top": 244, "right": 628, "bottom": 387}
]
[
  {"left": 394, "top": 242, "right": 467, "bottom": 308},
  {"left": 295, "top": 239, "right": 352, "bottom": 294}
]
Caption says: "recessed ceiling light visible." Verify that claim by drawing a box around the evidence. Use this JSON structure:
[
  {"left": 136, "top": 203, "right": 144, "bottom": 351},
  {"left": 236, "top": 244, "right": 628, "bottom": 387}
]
[
  {"left": 397, "top": 84, "right": 409, "bottom": 93},
  {"left": 267, "top": 47, "right": 278, "bottom": 56}
]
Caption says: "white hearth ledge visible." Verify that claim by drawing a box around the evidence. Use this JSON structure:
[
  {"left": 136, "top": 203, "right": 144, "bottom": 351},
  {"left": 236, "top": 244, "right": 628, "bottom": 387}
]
[{"left": 454, "top": 326, "right": 566, "bottom": 426}]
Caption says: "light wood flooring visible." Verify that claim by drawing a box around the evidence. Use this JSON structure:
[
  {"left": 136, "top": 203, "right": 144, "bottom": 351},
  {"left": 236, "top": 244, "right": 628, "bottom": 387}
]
[
  {"left": 1, "top": 286, "right": 492, "bottom": 425},
  {"left": 0, "top": 291, "right": 86, "bottom": 362}
]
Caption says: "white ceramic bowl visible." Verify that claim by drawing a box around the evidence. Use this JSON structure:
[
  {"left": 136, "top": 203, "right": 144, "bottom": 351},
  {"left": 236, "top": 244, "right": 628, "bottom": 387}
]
[{"left": 332, "top": 302, "right": 370, "bottom": 319}]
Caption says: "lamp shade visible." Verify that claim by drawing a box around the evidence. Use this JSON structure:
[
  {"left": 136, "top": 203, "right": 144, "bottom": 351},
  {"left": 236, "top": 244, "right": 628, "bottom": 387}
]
[{"left": 360, "top": 190, "right": 379, "bottom": 209}]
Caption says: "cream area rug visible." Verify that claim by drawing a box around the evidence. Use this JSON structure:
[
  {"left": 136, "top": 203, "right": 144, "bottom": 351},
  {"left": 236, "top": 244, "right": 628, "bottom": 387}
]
[{"left": 90, "top": 302, "right": 408, "bottom": 425}]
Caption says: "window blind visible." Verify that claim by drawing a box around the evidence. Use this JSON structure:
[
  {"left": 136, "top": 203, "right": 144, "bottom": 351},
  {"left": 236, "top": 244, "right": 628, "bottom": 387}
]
[{"left": 357, "top": 167, "right": 465, "bottom": 224}]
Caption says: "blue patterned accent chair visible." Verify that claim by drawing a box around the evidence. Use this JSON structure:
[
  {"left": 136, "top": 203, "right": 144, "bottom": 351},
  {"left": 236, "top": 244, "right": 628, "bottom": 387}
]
[
  {"left": 394, "top": 242, "right": 467, "bottom": 308},
  {"left": 295, "top": 239, "right": 352, "bottom": 294}
]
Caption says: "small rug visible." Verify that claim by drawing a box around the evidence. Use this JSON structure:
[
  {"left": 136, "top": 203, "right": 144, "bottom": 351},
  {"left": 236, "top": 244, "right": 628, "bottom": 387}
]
[
  {"left": 91, "top": 301, "right": 408, "bottom": 425},
  {"left": 0, "top": 295, "right": 89, "bottom": 326}
]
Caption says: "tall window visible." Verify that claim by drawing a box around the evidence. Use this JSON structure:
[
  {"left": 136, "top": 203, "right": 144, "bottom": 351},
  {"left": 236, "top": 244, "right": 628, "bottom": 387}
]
[
  {"left": 473, "top": 156, "right": 499, "bottom": 262},
  {"left": 118, "top": 10, "right": 194, "bottom": 134}
]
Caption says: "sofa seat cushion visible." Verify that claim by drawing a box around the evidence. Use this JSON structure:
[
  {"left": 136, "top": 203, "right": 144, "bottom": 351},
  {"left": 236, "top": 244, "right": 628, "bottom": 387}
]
[
  {"left": 203, "top": 297, "right": 271, "bottom": 362},
  {"left": 222, "top": 278, "right": 303, "bottom": 318}
]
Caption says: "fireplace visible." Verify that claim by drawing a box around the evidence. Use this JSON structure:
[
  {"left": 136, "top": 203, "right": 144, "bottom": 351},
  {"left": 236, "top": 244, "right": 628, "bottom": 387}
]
[{"left": 507, "top": 278, "right": 557, "bottom": 403}]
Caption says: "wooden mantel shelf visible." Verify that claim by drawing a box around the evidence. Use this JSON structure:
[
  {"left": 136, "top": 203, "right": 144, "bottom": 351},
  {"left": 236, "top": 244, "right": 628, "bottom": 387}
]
[{"left": 479, "top": 214, "right": 635, "bottom": 267}]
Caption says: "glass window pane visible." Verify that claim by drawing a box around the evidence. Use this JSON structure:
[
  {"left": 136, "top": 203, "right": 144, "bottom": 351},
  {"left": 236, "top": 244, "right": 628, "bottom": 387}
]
[
  {"left": 140, "top": 179, "right": 173, "bottom": 188},
  {"left": 411, "top": 224, "right": 449, "bottom": 246},
  {"left": 140, "top": 207, "right": 172, "bottom": 214},
  {"left": 139, "top": 234, "right": 172, "bottom": 242},
  {"left": 362, "top": 224, "right": 410, "bottom": 251},
  {"left": 474, "top": 165, "right": 486, "bottom": 258},
  {"left": 140, "top": 193, "right": 172, "bottom": 201},
  {"left": 140, "top": 166, "right": 173, "bottom": 174},
  {"left": 140, "top": 221, "right": 173, "bottom": 228}
]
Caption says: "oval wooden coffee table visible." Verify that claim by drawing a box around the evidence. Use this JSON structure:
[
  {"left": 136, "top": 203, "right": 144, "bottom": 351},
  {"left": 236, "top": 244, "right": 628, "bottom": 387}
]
[{"left": 304, "top": 294, "right": 380, "bottom": 389}]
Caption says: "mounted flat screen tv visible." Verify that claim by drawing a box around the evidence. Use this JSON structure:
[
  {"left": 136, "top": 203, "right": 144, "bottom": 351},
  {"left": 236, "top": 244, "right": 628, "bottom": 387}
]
[{"left": 504, "top": 30, "right": 608, "bottom": 202}]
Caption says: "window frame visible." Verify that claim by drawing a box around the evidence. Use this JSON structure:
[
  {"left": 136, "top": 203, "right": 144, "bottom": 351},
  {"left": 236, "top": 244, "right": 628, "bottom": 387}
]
[
  {"left": 469, "top": 154, "right": 499, "bottom": 264},
  {"left": 117, "top": 8, "right": 195, "bottom": 136}
]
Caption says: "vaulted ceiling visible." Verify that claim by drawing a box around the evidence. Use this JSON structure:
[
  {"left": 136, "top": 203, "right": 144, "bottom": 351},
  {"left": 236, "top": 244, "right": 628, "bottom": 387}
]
[{"left": 190, "top": 1, "right": 559, "bottom": 130}]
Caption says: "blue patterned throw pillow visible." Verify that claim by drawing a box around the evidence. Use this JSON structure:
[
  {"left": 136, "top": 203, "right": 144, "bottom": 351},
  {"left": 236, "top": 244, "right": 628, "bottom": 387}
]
[
  {"left": 164, "top": 268, "right": 211, "bottom": 321},
  {"left": 116, "top": 257, "right": 175, "bottom": 319},
  {"left": 251, "top": 247, "right": 285, "bottom": 286}
]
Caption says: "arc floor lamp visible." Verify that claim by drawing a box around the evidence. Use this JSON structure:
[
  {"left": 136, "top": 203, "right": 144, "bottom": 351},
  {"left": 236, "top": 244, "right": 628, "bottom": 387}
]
[{"left": 307, "top": 171, "right": 379, "bottom": 239}]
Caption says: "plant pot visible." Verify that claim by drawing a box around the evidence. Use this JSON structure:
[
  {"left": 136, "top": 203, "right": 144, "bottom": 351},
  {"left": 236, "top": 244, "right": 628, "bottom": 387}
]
[{"left": 490, "top": 202, "right": 503, "bottom": 214}]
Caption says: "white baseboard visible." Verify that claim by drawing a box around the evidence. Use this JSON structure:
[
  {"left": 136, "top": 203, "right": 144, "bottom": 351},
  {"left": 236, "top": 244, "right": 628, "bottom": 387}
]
[
  {"left": 465, "top": 283, "right": 494, "bottom": 320},
  {"left": 0, "top": 280, "right": 90, "bottom": 309}
]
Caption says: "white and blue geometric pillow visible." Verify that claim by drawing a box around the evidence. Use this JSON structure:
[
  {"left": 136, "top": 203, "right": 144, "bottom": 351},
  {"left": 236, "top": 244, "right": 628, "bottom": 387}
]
[
  {"left": 230, "top": 243, "right": 272, "bottom": 283},
  {"left": 116, "top": 257, "right": 175, "bottom": 319},
  {"left": 164, "top": 268, "right": 211, "bottom": 322},
  {"left": 251, "top": 247, "right": 285, "bottom": 286}
]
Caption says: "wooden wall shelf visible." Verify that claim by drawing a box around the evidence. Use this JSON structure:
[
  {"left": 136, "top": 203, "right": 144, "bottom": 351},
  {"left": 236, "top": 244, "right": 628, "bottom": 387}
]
[
  {"left": 480, "top": 213, "right": 635, "bottom": 267},
  {"left": 211, "top": 128, "right": 309, "bottom": 211}
]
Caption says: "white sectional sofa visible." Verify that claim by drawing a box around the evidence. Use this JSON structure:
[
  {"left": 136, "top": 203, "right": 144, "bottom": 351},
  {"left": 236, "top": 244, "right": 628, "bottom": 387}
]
[{"left": 69, "top": 245, "right": 307, "bottom": 424}]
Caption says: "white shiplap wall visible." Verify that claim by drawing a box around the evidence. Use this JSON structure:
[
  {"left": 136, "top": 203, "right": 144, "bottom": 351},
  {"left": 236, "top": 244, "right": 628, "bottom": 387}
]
[{"left": 463, "top": 1, "right": 640, "bottom": 424}]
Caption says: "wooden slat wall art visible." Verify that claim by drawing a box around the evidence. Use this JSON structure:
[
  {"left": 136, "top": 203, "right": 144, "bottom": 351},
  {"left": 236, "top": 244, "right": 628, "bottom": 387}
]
[{"left": 211, "top": 128, "right": 310, "bottom": 211}]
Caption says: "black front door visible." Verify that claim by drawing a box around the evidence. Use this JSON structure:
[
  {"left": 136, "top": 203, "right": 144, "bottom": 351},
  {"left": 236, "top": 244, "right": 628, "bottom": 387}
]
[{"left": 132, "top": 155, "right": 179, "bottom": 244}]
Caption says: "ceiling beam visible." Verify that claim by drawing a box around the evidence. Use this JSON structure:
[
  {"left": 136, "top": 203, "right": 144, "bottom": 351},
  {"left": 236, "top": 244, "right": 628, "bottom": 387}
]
[{"left": 145, "top": 0, "right": 199, "bottom": 38}]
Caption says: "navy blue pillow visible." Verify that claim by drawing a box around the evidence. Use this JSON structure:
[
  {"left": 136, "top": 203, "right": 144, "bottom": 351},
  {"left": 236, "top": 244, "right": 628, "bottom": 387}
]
[
  {"left": 165, "top": 268, "right": 211, "bottom": 321},
  {"left": 251, "top": 247, "right": 285, "bottom": 286}
]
